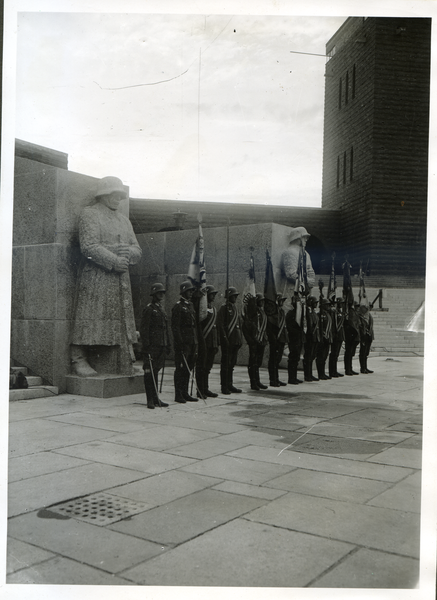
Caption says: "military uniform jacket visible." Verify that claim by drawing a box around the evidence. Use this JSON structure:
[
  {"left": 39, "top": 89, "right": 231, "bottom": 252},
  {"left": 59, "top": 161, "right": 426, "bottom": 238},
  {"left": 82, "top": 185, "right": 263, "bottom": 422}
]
[
  {"left": 267, "top": 308, "right": 288, "bottom": 344},
  {"left": 344, "top": 308, "right": 361, "bottom": 343},
  {"left": 319, "top": 310, "right": 333, "bottom": 343},
  {"left": 359, "top": 312, "right": 374, "bottom": 340},
  {"left": 171, "top": 297, "right": 198, "bottom": 348},
  {"left": 306, "top": 309, "right": 321, "bottom": 342},
  {"left": 201, "top": 306, "right": 219, "bottom": 349},
  {"left": 218, "top": 303, "right": 243, "bottom": 346},
  {"left": 140, "top": 302, "right": 170, "bottom": 349},
  {"left": 256, "top": 308, "right": 269, "bottom": 346}
]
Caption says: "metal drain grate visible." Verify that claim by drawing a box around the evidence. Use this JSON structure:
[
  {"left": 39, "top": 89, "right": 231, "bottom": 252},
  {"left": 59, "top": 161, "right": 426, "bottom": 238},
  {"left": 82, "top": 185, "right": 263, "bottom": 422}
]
[{"left": 48, "top": 493, "right": 150, "bottom": 526}]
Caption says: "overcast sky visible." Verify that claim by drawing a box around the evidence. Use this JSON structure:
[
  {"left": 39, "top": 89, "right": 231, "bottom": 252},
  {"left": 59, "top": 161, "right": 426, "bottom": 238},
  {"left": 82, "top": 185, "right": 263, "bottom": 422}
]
[{"left": 15, "top": 12, "right": 346, "bottom": 207}]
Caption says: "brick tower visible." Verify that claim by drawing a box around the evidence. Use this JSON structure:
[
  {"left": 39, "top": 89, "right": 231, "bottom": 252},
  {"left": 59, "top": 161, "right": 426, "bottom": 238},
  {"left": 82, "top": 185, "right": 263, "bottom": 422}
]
[{"left": 321, "top": 17, "right": 431, "bottom": 286}]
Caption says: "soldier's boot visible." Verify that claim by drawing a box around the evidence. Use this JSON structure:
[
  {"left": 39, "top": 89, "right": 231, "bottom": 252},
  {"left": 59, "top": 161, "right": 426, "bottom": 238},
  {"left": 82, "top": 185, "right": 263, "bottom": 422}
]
[
  {"left": 174, "top": 372, "right": 186, "bottom": 403},
  {"left": 269, "top": 364, "right": 279, "bottom": 387},
  {"left": 363, "top": 356, "right": 373, "bottom": 374},
  {"left": 182, "top": 372, "right": 198, "bottom": 402},
  {"left": 288, "top": 364, "right": 301, "bottom": 385},
  {"left": 255, "top": 367, "right": 268, "bottom": 390},
  {"left": 229, "top": 369, "right": 242, "bottom": 394},
  {"left": 220, "top": 369, "right": 231, "bottom": 394},
  {"left": 70, "top": 345, "right": 98, "bottom": 377},
  {"left": 205, "top": 373, "right": 218, "bottom": 397},
  {"left": 143, "top": 373, "right": 156, "bottom": 409},
  {"left": 317, "top": 360, "right": 330, "bottom": 380},
  {"left": 151, "top": 371, "right": 168, "bottom": 407},
  {"left": 249, "top": 366, "right": 259, "bottom": 390}
]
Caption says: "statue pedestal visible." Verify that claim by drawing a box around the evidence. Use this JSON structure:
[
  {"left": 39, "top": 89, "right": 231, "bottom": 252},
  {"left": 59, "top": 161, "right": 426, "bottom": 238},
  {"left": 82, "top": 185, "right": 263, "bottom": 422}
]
[{"left": 65, "top": 366, "right": 144, "bottom": 398}]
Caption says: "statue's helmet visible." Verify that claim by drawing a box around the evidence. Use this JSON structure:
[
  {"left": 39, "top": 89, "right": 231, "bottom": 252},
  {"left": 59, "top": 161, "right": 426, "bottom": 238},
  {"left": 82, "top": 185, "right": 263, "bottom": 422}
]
[
  {"left": 288, "top": 226, "right": 310, "bottom": 243},
  {"left": 95, "top": 176, "right": 127, "bottom": 198}
]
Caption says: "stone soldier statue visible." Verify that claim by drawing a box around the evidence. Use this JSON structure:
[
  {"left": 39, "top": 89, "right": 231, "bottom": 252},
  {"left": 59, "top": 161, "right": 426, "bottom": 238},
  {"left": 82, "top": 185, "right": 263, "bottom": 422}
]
[
  {"left": 282, "top": 226, "right": 316, "bottom": 292},
  {"left": 70, "top": 176, "right": 142, "bottom": 377},
  {"left": 285, "top": 295, "right": 304, "bottom": 385},
  {"left": 217, "top": 287, "right": 243, "bottom": 395},
  {"left": 266, "top": 293, "right": 288, "bottom": 387},
  {"left": 328, "top": 297, "right": 345, "bottom": 378},
  {"left": 196, "top": 285, "right": 220, "bottom": 398},
  {"left": 316, "top": 298, "right": 333, "bottom": 380},
  {"left": 358, "top": 304, "right": 374, "bottom": 374},
  {"left": 242, "top": 293, "right": 268, "bottom": 391},
  {"left": 343, "top": 301, "right": 361, "bottom": 376},
  {"left": 140, "top": 283, "right": 170, "bottom": 409},
  {"left": 171, "top": 280, "right": 199, "bottom": 403},
  {"left": 303, "top": 295, "right": 320, "bottom": 382}
]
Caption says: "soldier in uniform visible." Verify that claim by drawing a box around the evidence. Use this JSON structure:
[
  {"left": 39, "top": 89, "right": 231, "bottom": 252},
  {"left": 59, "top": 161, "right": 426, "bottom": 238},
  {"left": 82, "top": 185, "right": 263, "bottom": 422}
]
[
  {"left": 328, "top": 298, "right": 345, "bottom": 378},
  {"left": 343, "top": 301, "right": 361, "bottom": 376},
  {"left": 303, "top": 295, "right": 320, "bottom": 382},
  {"left": 267, "top": 293, "right": 288, "bottom": 387},
  {"left": 316, "top": 298, "right": 333, "bottom": 380},
  {"left": 196, "top": 285, "right": 220, "bottom": 397},
  {"left": 285, "top": 295, "right": 304, "bottom": 385},
  {"left": 358, "top": 304, "right": 374, "bottom": 374},
  {"left": 243, "top": 293, "right": 268, "bottom": 391},
  {"left": 140, "top": 283, "right": 170, "bottom": 409},
  {"left": 217, "top": 287, "right": 243, "bottom": 395},
  {"left": 171, "top": 280, "right": 199, "bottom": 403}
]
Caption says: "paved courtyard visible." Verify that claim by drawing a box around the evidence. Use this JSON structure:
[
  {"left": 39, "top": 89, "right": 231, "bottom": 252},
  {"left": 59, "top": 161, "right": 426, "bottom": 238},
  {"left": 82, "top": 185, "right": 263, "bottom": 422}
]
[{"left": 5, "top": 355, "right": 428, "bottom": 593}]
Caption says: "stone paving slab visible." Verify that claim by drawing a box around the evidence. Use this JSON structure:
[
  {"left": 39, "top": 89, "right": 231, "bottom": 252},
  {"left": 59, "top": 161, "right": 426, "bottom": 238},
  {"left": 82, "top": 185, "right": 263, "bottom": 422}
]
[
  {"left": 107, "top": 424, "right": 220, "bottom": 451},
  {"left": 8, "top": 451, "right": 90, "bottom": 483},
  {"left": 108, "top": 470, "right": 222, "bottom": 507},
  {"left": 164, "top": 436, "right": 249, "bottom": 459},
  {"left": 265, "top": 468, "right": 393, "bottom": 503},
  {"left": 367, "top": 471, "right": 422, "bottom": 513},
  {"left": 217, "top": 428, "right": 300, "bottom": 449},
  {"left": 7, "top": 537, "right": 55, "bottom": 574},
  {"left": 7, "top": 555, "right": 134, "bottom": 584},
  {"left": 311, "top": 547, "right": 420, "bottom": 588},
  {"left": 8, "top": 463, "right": 146, "bottom": 517},
  {"left": 287, "top": 433, "right": 391, "bottom": 460},
  {"left": 246, "top": 491, "right": 420, "bottom": 558},
  {"left": 387, "top": 422, "right": 422, "bottom": 434},
  {"left": 211, "top": 480, "right": 288, "bottom": 500},
  {"left": 8, "top": 510, "right": 164, "bottom": 574},
  {"left": 46, "top": 411, "right": 150, "bottom": 433},
  {"left": 329, "top": 408, "right": 419, "bottom": 429},
  {"left": 130, "top": 412, "right": 248, "bottom": 434},
  {"left": 227, "top": 445, "right": 415, "bottom": 481},
  {"left": 53, "top": 440, "right": 197, "bottom": 473},
  {"left": 293, "top": 422, "right": 414, "bottom": 444},
  {"left": 367, "top": 447, "right": 422, "bottom": 469},
  {"left": 110, "top": 488, "right": 266, "bottom": 545},
  {"left": 180, "top": 454, "right": 295, "bottom": 485},
  {"left": 8, "top": 418, "right": 117, "bottom": 458},
  {"left": 120, "top": 518, "right": 355, "bottom": 587}
]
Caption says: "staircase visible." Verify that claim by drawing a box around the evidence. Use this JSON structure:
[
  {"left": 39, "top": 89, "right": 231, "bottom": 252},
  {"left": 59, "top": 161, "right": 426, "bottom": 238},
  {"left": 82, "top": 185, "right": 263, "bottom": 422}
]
[
  {"left": 367, "top": 288, "right": 425, "bottom": 356},
  {"left": 9, "top": 366, "right": 59, "bottom": 401}
]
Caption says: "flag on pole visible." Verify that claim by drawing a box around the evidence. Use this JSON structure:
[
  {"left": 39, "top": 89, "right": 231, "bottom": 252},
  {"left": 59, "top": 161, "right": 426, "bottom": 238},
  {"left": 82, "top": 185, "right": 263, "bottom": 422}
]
[
  {"left": 188, "top": 213, "right": 208, "bottom": 321},
  {"left": 242, "top": 250, "right": 257, "bottom": 317},
  {"left": 327, "top": 252, "right": 336, "bottom": 303},
  {"left": 264, "top": 249, "right": 278, "bottom": 317},
  {"left": 358, "top": 261, "right": 369, "bottom": 307},
  {"left": 342, "top": 256, "right": 354, "bottom": 306}
]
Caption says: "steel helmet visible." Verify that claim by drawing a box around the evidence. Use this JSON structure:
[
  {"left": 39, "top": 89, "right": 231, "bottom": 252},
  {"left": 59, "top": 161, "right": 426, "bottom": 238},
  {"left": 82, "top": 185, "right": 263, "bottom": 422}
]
[{"left": 150, "top": 283, "right": 166, "bottom": 295}]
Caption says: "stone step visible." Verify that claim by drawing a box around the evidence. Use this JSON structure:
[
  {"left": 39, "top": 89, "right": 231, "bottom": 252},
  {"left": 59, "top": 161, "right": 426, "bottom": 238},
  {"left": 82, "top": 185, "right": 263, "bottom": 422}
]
[
  {"left": 9, "top": 386, "right": 59, "bottom": 401},
  {"left": 26, "top": 376, "right": 43, "bottom": 386}
]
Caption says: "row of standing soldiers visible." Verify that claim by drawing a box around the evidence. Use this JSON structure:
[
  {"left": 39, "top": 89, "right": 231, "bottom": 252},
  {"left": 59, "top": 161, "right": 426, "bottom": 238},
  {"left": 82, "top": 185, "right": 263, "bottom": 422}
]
[{"left": 139, "top": 280, "right": 374, "bottom": 409}]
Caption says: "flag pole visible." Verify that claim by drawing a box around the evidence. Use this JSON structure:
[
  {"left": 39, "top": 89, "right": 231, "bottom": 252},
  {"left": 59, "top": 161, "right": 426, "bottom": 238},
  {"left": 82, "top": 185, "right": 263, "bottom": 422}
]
[{"left": 226, "top": 218, "right": 230, "bottom": 294}]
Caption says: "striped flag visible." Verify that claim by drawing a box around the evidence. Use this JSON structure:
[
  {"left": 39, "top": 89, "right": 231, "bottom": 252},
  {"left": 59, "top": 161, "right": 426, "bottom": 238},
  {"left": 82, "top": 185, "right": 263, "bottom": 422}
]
[{"left": 188, "top": 213, "right": 207, "bottom": 321}]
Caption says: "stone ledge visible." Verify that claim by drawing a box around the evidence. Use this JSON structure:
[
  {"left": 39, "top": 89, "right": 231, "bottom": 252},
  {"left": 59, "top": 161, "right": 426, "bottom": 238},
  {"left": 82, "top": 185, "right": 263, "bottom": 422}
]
[{"left": 65, "top": 372, "right": 144, "bottom": 398}]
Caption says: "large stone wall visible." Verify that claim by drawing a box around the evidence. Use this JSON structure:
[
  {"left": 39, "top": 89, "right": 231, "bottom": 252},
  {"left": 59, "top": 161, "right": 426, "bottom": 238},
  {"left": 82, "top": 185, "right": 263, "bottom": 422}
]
[{"left": 10, "top": 156, "right": 129, "bottom": 392}]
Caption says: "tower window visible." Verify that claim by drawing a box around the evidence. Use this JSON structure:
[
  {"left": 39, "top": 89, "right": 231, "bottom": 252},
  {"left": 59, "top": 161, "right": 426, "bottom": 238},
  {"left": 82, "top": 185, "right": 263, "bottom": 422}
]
[
  {"left": 343, "top": 152, "right": 347, "bottom": 184},
  {"left": 339, "top": 78, "right": 342, "bottom": 109},
  {"left": 352, "top": 64, "right": 356, "bottom": 99},
  {"left": 345, "top": 71, "right": 349, "bottom": 104}
]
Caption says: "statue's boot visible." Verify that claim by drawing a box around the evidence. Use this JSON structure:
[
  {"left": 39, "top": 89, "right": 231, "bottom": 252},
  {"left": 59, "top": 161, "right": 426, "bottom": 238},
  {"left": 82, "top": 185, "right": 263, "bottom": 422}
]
[{"left": 71, "top": 345, "right": 98, "bottom": 377}]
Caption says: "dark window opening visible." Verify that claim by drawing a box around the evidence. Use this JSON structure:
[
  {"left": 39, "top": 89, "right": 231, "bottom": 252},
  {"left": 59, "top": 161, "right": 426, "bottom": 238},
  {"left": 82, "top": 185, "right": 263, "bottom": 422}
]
[
  {"left": 350, "top": 147, "right": 354, "bottom": 181},
  {"left": 352, "top": 64, "right": 356, "bottom": 99},
  {"left": 345, "top": 71, "right": 349, "bottom": 104},
  {"left": 343, "top": 152, "right": 347, "bottom": 184}
]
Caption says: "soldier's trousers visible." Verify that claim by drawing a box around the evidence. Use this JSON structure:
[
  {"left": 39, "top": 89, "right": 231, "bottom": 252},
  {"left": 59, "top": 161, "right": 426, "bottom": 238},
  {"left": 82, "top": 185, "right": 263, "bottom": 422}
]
[
  {"left": 329, "top": 338, "right": 343, "bottom": 376},
  {"left": 174, "top": 344, "right": 197, "bottom": 399},
  {"left": 247, "top": 343, "right": 266, "bottom": 387},
  {"left": 220, "top": 344, "right": 240, "bottom": 391},
  {"left": 344, "top": 340, "right": 359, "bottom": 374},
  {"left": 303, "top": 340, "right": 318, "bottom": 380},
  {"left": 359, "top": 335, "right": 372, "bottom": 372},
  {"left": 196, "top": 346, "right": 218, "bottom": 393},
  {"left": 316, "top": 339, "right": 331, "bottom": 378},
  {"left": 287, "top": 329, "right": 303, "bottom": 382},
  {"left": 268, "top": 337, "right": 285, "bottom": 384}
]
